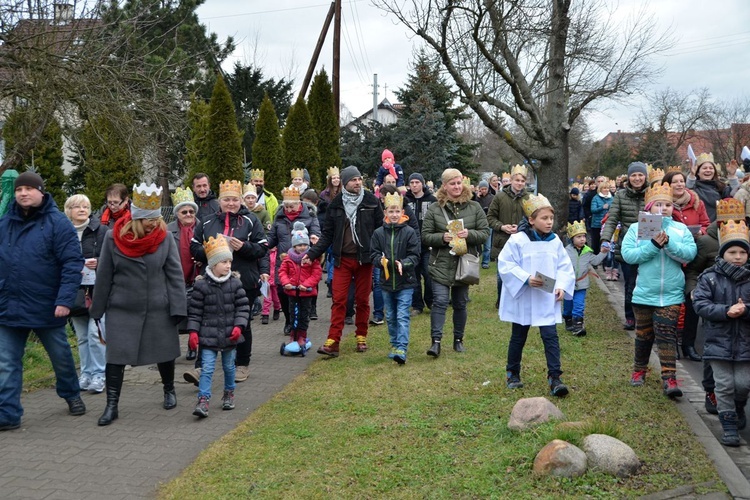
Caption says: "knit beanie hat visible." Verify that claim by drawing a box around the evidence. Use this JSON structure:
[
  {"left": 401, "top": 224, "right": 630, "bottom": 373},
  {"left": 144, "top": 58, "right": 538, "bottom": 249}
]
[
  {"left": 570, "top": 187, "right": 580, "bottom": 195},
  {"left": 340, "top": 165, "right": 362, "bottom": 188},
  {"left": 15, "top": 171, "right": 44, "bottom": 192},
  {"left": 627, "top": 162, "right": 648, "bottom": 177},
  {"left": 290, "top": 221, "right": 310, "bottom": 247},
  {"left": 204, "top": 236, "right": 233, "bottom": 268},
  {"left": 382, "top": 149, "right": 395, "bottom": 163},
  {"left": 408, "top": 172, "right": 425, "bottom": 186},
  {"left": 441, "top": 168, "right": 463, "bottom": 185},
  {"left": 478, "top": 180, "right": 489, "bottom": 189}
]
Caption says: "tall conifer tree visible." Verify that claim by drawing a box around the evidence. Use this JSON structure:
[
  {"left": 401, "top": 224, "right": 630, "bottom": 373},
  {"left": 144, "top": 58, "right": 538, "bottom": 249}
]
[
  {"left": 206, "top": 75, "right": 244, "bottom": 184},
  {"left": 282, "top": 97, "right": 319, "bottom": 190},
  {"left": 252, "top": 93, "right": 284, "bottom": 198},
  {"left": 307, "top": 69, "right": 340, "bottom": 188}
]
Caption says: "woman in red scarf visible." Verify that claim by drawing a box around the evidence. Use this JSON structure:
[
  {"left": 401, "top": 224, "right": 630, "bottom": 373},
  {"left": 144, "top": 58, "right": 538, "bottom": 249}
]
[
  {"left": 90, "top": 183, "right": 187, "bottom": 426},
  {"left": 99, "top": 183, "right": 131, "bottom": 227}
]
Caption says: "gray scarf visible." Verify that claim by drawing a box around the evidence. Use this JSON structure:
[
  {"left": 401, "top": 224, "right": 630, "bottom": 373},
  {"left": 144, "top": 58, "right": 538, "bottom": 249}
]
[{"left": 341, "top": 187, "right": 365, "bottom": 247}]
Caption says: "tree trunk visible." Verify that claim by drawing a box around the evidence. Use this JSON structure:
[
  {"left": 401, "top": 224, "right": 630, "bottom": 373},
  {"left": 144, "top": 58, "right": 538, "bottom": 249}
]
[{"left": 536, "top": 132, "right": 570, "bottom": 232}]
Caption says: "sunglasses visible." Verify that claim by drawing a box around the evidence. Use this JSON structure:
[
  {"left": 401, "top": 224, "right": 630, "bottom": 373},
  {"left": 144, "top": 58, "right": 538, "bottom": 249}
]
[{"left": 179, "top": 209, "right": 195, "bottom": 215}]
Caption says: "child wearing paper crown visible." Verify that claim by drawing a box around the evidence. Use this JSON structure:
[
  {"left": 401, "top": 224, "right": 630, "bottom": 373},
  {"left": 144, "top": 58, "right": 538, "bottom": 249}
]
[
  {"left": 563, "top": 220, "right": 607, "bottom": 336},
  {"left": 497, "top": 193, "right": 575, "bottom": 397},
  {"left": 621, "top": 182, "right": 696, "bottom": 398},
  {"left": 369, "top": 191, "right": 420, "bottom": 364},
  {"left": 278, "top": 222, "right": 322, "bottom": 355},
  {"left": 187, "top": 236, "right": 250, "bottom": 418},
  {"left": 693, "top": 220, "right": 750, "bottom": 447}
]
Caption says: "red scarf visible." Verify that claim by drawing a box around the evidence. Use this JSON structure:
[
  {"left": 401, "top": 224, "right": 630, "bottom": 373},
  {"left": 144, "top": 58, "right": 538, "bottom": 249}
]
[
  {"left": 113, "top": 213, "right": 167, "bottom": 258},
  {"left": 100, "top": 206, "right": 130, "bottom": 226},
  {"left": 179, "top": 222, "right": 196, "bottom": 283},
  {"left": 285, "top": 208, "right": 300, "bottom": 222}
]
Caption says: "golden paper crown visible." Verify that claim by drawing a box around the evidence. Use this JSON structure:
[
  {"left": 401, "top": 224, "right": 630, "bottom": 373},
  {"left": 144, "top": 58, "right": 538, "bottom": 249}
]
[
  {"left": 648, "top": 165, "right": 665, "bottom": 184},
  {"left": 695, "top": 152, "right": 714, "bottom": 166},
  {"left": 290, "top": 168, "right": 305, "bottom": 180},
  {"left": 327, "top": 166, "right": 340, "bottom": 178},
  {"left": 132, "top": 183, "right": 162, "bottom": 210},
  {"left": 666, "top": 165, "right": 683, "bottom": 174},
  {"left": 719, "top": 220, "right": 749, "bottom": 248},
  {"left": 171, "top": 187, "right": 193, "bottom": 207},
  {"left": 250, "top": 169, "right": 264, "bottom": 181},
  {"left": 566, "top": 220, "right": 587, "bottom": 239},
  {"left": 608, "top": 179, "right": 616, "bottom": 189},
  {"left": 282, "top": 186, "right": 300, "bottom": 202},
  {"left": 219, "top": 180, "right": 242, "bottom": 199},
  {"left": 243, "top": 183, "right": 256, "bottom": 198},
  {"left": 510, "top": 164, "right": 527, "bottom": 178},
  {"left": 203, "top": 236, "right": 232, "bottom": 265},
  {"left": 462, "top": 176, "right": 471, "bottom": 187},
  {"left": 383, "top": 192, "right": 403, "bottom": 209},
  {"left": 501, "top": 172, "right": 511, "bottom": 180},
  {"left": 522, "top": 193, "right": 552, "bottom": 217},
  {"left": 571, "top": 182, "right": 582, "bottom": 191},
  {"left": 716, "top": 198, "right": 746, "bottom": 222},
  {"left": 645, "top": 182, "right": 672, "bottom": 204}
]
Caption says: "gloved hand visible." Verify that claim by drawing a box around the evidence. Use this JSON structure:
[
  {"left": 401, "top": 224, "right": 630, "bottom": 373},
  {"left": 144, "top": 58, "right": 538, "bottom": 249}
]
[
  {"left": 188, "top": 331, "right": 199, "bottom": 351},
  {"left": 229, "top": 326, "right": 242, "bottom": 343}
]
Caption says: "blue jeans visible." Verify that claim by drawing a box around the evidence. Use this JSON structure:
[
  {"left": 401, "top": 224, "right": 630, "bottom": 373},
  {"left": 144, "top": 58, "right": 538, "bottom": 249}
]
[
  {"left": 506, "top": 323, "right": 562, "bottom": 378},
  {"left": 482, "top": 229, "right": 492, "bottom": 267},
  {"left": 69, "top": 316, "right": 106, "bottom": 378},
  {"left": 198, "top": 348, "right": 236, "bottom": 400},
  {"left": 430, "top": 281, "right": 469, "bottom": 340},
  {"left": 412, "top": 250, "right": 433, "bottom": 311},
  {"left": 0, "top": 325, "right": 80, "bottom": 425},
  {"left": 563, "top": 289, "right": 587, "bottom": 318},
  {"left": 382, "top": 288, "right": 413, "bottom": 352},
  {"left": 372, "top": 267, "right": 384, "bottom": 320}
]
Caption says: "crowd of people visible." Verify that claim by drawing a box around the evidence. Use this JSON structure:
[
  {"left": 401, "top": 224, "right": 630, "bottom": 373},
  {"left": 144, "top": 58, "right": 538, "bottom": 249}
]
[{"left": 4, "top": 147, "right": 750, "bottom": 447}]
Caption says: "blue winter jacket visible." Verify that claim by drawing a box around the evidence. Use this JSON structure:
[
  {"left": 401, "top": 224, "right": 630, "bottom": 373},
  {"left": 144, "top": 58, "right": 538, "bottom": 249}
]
[
  {"left": 621, "top": 216, "right": 697, "bottom": 307},
  {"left": 0, "top": 194, "right": 84, "bottom": 328},
  {"left": 590, "top": 193, "right": 612, "bottom": 229}
]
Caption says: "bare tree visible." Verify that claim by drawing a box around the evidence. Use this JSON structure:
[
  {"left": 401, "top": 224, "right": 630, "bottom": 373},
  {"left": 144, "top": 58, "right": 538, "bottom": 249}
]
[
  {"left": 373, "top": 0, "right": 672, "bottom": 218},
  {"left": 702, "top": 96, "right": 750, "bottom": 165}
]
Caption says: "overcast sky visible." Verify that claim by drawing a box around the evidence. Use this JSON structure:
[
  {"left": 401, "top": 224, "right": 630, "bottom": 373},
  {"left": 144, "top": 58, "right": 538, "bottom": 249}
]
[{"left": 196, "top": 0, "right": 750, "bottom": 141}]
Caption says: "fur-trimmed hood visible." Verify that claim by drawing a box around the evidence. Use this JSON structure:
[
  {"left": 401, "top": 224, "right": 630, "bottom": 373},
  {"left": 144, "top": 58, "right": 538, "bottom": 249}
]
[
  {"left": 436, "top": 184, "right": 473, "bottom": 206},
  {"left": 194, "top": 271, "right": 241, "bottom": 282}
]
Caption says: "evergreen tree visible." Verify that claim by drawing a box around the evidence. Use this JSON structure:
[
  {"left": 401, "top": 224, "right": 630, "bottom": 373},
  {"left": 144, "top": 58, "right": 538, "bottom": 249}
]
[
  {"left": 79, "top": 116, "right": 142, "bottom": 210},
  {"left": 206, "top": 74, "right": 244, "bottom": 183},
  {"left": 185, "top": 95, "right": 211, "bottom": 183},
  {"left": 340, "top": 120, "right": 395, "bottom": 185},
  {"left": 598, "top": 139, "right": 635, "bottom": 180},
  {"left": 636, "top": 128, "right": 677, "bottom": 168},
  {"left": 282, "top": 97, "right": 319, "bottom": 192},
  {"left": 307, "top": 69, "right": 340, "bottom": 188},
  {"left": 3, "top": 107, "right": 66, "bottom": 206},
  {"left": 252, "top": 94, "right": 284, "bottom": 197}
]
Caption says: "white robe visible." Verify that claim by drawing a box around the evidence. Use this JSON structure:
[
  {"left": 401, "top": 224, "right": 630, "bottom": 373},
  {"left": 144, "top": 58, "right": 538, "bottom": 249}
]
[{"left": 497, "top": 231, "right": 575, "bottom": 326}]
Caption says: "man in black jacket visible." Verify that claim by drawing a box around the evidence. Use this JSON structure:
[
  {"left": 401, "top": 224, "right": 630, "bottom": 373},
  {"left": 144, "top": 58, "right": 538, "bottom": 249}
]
[
  {"left": 404, "top": 172, "right": 436, "bottom": 314},
  {"left": 304, "top": 166, "right": 383, "bottom": 356},
  {"left": 192, "top": 173, "right": 220, "bottom": 221}
]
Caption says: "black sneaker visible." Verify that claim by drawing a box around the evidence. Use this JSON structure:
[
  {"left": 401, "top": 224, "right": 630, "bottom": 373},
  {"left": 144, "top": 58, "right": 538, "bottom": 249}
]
[
  {"left": 261, "top": 315, "right": 269, "bottom": 325},
  {"left": 66, "top": 396, "right": 86, "bottom": 416},
  {"left": 663, "top": 377, "right": 683, "bottom": 398},
  {"left": 623, "top": 319, "right": 635, "bottom": 330},
  {"left": 506, "top": 371, "right": 523, "bottom": 389},
  {"left": 0, "top": 421, "right": 20, "bottom": 431},
  {"left": 283, "top": 324, "right": 292, "bottom": 334},
  {"left": 549, "top": 377, "right": 569, "bottom": 397},
  {"left": 369, "top": 317, "right": 384, "bottom": 326},
  {"left": 345, "top": 316, "right": 354, "bottom": 325},
  {"left": 273, "top": 309, "right": 281, "bottom": 321},
  {"left": 310, "top": 309, "right": 318, "bottom": 321},
  {"left": 705, "top": 391, "right": 718, "bottom": 414}
]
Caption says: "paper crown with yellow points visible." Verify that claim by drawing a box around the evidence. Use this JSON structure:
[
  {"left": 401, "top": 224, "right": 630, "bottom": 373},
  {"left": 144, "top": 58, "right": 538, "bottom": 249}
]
[
  {"left": 645, "top": 182, "right": 672, "bottom": 204},
  {"left": 696, "top": 152, "right": 715, "bottom": 166},
  {"left": 250, "top": 169, "right": 264, "bottom": 182},
  {"left": 648, "top": 165, "right": 665, "bottom": 184},
  {"left": 204, "top": 236, "right": 233, "bottom": 268},
  {"left": 327, "top": 166, "right": 340, "bottom": 178},
  {"left": 501, "top": 172, "right": 511, "bottom": 181},
  {"left": 219, "top": 180, "right": 242, "bottom": 199},
  {"left": 282, "top": 186, "right": 300, "bottom": 202},
  {"left": 171, "top": 187, "right": 193, "bottom": 207},
  {"left": 510, "top": 164, "right": 528, "bottom": 178},
  {"left": 667, "top": 165, "right": 683, "bottom": 174},
  {"left": 132, "top": 183, "right": 162, "bottom": 211},
  {"left": 383, "top": 192, "right": 403, "bottom": 209},
  {"left": 571, "top": 182, "right": 582, "bottom": 191},
  {"left": 522, "top": 193, "right": 552, "bottom": 217},
  {"left": 462, "top": 176, "right": 471, "bottom": 187},
  {"left": 608, "top": 179, "right": 616, "bottom": 189},
  {"left": 567, "top": 220, "right": 587, "bottom": 239},
  {"left": 719, "top": 220, "right": 750, "bottom": 248},
  {"left": 242, "top": 183, "right": 256, "bottom": 198},
  {"left": 716, "top": 198, "right": 746, "bottom": 222},
  {"left": 290, "top": 168, "right": 305, "bottom": 180}
]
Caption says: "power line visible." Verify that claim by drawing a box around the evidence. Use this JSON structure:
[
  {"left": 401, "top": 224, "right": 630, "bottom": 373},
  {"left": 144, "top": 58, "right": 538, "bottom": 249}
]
[
  {"left": 665, "top": 36, "right": 750, "bottom": 57},
  {"left": 349, "top": 0, "right": 373, "bottom": 76},
  {"left": 202, "top": 0, "right": 366, "bottom": 20},
  {"left": 341, "top": 13, "right": 368, "bottom": 85}
]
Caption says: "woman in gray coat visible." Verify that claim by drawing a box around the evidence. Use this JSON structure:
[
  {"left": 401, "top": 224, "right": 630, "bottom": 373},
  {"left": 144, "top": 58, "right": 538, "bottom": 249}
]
[{"left": 90, "top": 183, "right": 187, "bottom": 426}]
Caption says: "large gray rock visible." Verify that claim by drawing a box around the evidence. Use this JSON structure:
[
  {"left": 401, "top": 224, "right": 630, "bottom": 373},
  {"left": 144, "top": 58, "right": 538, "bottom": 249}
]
[
  {"left": 582, "top": 434, "right": 640, "bottom": 477},
  {"left": 533, "top": 439, "right": 587, "bottom": 477},
  {"left": 507, "top": 397, "right": 565, "bottom": 431}
]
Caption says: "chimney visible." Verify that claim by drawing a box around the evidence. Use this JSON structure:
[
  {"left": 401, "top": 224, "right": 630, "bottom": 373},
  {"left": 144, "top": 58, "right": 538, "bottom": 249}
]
[{"left": 54, "top": 3, "right": 74, "bottom": 24}]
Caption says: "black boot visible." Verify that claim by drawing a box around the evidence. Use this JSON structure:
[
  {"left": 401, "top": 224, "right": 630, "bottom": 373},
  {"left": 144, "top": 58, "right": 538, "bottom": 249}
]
[
  {"left": 158, "top": 360, "right": 177, "bottom": 410},
  {"left": 737, "top": 400, "right": 747, "bottom": 431},
  {"left": 719, "top": 411, "right": 741, "bottom": 447},
  {"left": 572, "top": 317, "right": 586, "bottom": 336},
  {"left": 682, "top": 345, "right": 702, "bottom": 362},
  {"left": 564, "top": 316, "right": 573, "bottom": 331},
  {"left": 453, "top": 338, "right": 465, "bottom": 353},
  {"left": 98, "top": 364, "right": 124, "bottom": 426},
  {"left": 426, "top": 339, "right": 441, "bottom": 358}
]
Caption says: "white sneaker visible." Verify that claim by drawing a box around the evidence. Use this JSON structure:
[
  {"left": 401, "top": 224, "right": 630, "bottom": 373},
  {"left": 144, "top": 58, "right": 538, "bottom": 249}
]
[
  {"left": 78, "top": 374, "right": 91, "bottom": 391},
  {"left": 88, "top": 375, "right": 105, "bottom": 393}
]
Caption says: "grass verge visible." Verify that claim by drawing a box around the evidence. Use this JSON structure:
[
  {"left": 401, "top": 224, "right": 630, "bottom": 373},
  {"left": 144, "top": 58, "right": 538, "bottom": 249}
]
[{"left": 153, "top": 268, "right": 722, "bottom": 497}]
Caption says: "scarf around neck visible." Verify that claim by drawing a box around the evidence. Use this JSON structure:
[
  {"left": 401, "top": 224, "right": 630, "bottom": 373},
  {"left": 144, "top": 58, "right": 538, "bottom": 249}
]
[
  {"left": 113, "top": 212, "right": 167, "bottom": 258},
  {"left": 179, "top": 221, "right": 196, "bottom": 283},
  {"left": 715, "top": 257, "right": 750, "bottom": 283},
  {"left": 341, "top": 187, "right": 365, "bottom": 247},
  {"left": 206, "top": 266, "right": 232, "bottom": 283},
  {"left": 673, "top": 189, "right": 691, "bottom": 210}
]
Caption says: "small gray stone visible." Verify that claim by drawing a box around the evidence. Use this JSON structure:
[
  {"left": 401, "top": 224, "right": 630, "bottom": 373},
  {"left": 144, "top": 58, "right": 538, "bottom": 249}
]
[
  {"left": 583, "top": 434, "right": 640, "bottom": 477},
  {"left": 533, "top": 439, "right": 587, "bottom": 477},
  {"left": 507, "top": 396, "right": 565, "bottom": 431}
]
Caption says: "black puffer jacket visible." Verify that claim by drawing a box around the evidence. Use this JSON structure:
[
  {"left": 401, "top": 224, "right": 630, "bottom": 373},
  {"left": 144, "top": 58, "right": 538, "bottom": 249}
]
[
  {"left": 307, "top": 190, "right": 383, "bottom": 265},
  {"left": 693, "top": 265, "right": 750, "bottom": 361},
  {"left": 191, "top": 207, "right": 269, "bottom": 291},
  {"left": 194, "top": 191, "right": 220, "bottom": 222},
  {"left": 187, "top": 272, "right": 250, "bottom": 350},
  {"left": 370, "top": 220, "right": 420, "bottom": 291}
]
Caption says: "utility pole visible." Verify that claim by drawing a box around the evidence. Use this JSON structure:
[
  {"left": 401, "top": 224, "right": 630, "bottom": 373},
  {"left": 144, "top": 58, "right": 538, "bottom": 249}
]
[
  {"left": 298, "top": 2, "right": 335, "bottom": 100},
  {"left": 372, "top": 74, "right": 378, "bottom": 122},
  {"left": 332, "top": 0, "right": 341, "bottom": 124}
]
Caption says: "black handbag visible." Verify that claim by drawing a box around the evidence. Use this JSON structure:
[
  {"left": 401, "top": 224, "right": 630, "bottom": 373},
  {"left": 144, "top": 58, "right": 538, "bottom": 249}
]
[{"left": 70, "top": 286, "right": 93, "bottom": 317}]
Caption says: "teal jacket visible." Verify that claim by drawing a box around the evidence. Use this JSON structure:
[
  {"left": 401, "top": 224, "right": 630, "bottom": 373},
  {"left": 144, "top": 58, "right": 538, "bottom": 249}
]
[
  {"left": 564, "top": 244, "right": 607, "bottom": 291},
  {"left": 621, "top": 217, "right": 697, "bottom": 307}
]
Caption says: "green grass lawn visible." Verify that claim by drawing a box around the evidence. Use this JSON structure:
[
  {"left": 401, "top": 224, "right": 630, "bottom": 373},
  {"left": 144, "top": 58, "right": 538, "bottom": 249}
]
[{"left": 158, "top": 268, "right": 725, "bottom": 498}]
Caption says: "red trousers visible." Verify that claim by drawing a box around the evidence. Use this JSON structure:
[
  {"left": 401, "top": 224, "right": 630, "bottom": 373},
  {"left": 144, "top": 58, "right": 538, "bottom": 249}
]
[{"left": 329, "top": 256, "right": 372, "bottom": 342}]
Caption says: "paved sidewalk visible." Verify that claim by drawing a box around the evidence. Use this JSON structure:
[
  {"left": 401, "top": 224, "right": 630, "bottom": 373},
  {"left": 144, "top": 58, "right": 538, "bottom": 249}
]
[{"left": 0, "top": 294, "right": 336, "bottom": 499}]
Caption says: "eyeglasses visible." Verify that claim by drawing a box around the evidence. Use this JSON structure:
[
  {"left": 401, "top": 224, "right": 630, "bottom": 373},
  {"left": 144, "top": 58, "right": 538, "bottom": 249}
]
[
  {"left": 106, "top": 200, "right": 124, "bottom": 207},
  {"left": 179, "top": 210, "right": 195, "bottom": 215}
]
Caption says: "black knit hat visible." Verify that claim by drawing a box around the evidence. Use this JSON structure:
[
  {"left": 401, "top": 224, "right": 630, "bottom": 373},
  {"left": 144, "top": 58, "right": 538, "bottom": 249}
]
[{"left": 14, "top": 171, "right": 44, "bottom": 192}]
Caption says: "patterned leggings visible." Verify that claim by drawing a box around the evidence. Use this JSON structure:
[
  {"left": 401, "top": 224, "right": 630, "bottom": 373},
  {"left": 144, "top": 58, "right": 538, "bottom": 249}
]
[{"left": 632, "top": 304, "right": 681, "bottom": 379}]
